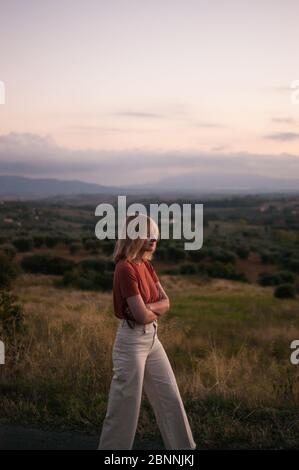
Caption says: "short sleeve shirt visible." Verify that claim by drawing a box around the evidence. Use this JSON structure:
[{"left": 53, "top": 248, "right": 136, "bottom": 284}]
[{"left": 113, "top": 259, "right": 160, "bottom": 319}]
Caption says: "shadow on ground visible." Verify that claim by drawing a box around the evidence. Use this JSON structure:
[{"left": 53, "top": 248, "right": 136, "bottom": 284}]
[{"left": 0, "top": 424, "right": 164, "bottom": 450}]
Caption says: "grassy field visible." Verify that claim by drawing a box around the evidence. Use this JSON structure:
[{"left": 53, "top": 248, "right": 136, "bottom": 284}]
[{"left": 1, "top": 272, "right": 298, "bottom": 449}]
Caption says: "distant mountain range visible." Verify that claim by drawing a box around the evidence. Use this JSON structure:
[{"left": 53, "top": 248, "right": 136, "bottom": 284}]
[
  {"left": 0, "top": 173, "right": 298, "bottom": 199},
  {"left": 0, "top": 175, "right": 123, "bottom": 199},
  {"left": 146, "top": 172, "right": 299, "bottom": 192}
]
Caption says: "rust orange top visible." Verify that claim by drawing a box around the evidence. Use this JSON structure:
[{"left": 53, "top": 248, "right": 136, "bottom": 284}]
[{"left": 113, "top": 259, "right": 160, "bottom": 320}]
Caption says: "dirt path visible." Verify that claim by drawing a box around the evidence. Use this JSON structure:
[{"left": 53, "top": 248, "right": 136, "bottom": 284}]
[{"left": 0, "top": 424, "right": 163, "bottom": 450}]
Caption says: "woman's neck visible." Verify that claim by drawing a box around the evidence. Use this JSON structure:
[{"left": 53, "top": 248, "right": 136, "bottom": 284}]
[{"left": 131, "top": 256, "right": 143, "bottom": 265}]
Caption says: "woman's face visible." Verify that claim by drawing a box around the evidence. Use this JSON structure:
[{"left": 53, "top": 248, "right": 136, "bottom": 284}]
[{"left": 142, "top": 237, "right": 157, "bottom": 253}]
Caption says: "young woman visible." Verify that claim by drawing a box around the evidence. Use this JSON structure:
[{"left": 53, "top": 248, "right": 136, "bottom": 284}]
[{"left": 98, "top": 214, "right": 197, "bottom": 450}]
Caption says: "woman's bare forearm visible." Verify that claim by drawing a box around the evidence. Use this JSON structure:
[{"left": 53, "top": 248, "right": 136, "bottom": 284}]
[
  {"left": 147, "top": 298, "right": 170, "bottom": 317},
  {"left": 125, "top": 302, "right": 158, "bottom": 324},
  {"left": 144, "top": 308, "right": 159, "bottom": 323},
  {"left": 125, "top": 282, "right": 170, "bottom": 324}
]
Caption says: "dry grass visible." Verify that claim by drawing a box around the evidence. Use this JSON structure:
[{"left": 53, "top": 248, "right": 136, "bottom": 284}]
[{"left": 0, "top": 273, "right": 298, "bottom": 448}]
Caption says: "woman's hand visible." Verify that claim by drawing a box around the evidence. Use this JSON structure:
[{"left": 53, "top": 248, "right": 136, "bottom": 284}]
[
  {"left": 125, "top": 295, "right": 159, "bottom": 324},
  {"left": 146, "top": 282, "right": 170, "bottom": 317},
  {"left": 145, "top": 303, "right": 154, "bottom": 312},
  {"left": 124, "top": 305, "right": 134, "bottom": 319}
]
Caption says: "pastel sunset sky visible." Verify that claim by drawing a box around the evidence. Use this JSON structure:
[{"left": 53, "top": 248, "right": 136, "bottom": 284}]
[{"left": 0, "top": 0, "right": 298, "bottom": 185}]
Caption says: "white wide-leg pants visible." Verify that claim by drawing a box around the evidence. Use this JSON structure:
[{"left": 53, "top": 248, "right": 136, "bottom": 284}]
[{"left": 98, "top": 319, "right": 196, "bottom": 450}]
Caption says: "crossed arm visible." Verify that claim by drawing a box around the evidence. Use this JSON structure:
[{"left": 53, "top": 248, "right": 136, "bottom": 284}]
[{"left": 125, "top": 281, "right": 170, "bottom": 325}]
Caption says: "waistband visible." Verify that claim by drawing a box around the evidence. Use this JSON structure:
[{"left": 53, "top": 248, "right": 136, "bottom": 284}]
[{"left": 118, "top": 318, "right": 158, "bottom": 330}]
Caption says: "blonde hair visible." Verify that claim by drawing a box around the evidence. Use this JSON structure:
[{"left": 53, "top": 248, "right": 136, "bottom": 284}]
[{"left": 113, "top": 213, "right": 160, "bottom": 264}]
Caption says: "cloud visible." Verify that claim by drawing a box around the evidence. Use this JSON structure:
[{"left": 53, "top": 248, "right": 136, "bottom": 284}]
[
  {"left": 193, "top": 122, "right": 227, "bottom": 129},
  {"left": 271, "top": 85, "right": 293, "bottom": 93},
  {"left": 1, "top": 132, "right": 299, "bottom": 185},
  {"left": 263, "top": 132, "right": 299, "bottom": 141},
  {"left": 210, "top": 145, "right": 231, "bottom": 152},
  {"left": 110, "top": 111, "right": 164, "bottom": 119},
  {"left": 64, "top": 125, "right": 156, "bottom": 133},
  {"left": 271, "top": 117, "right": 295, "bottom": 124}
]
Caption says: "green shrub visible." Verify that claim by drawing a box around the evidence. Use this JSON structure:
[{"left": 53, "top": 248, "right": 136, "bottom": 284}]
[
  {"left": 64, "top": 236, "right": 78, "bottom": 246},
  {"left": 166, "top": 246, "right": 186, "bottom": 263},
  {"left": 58, "top": 254, "right": 114, "bottom": 291},
  {"left": 186, "top": 249, "right": 207, "bottom": 262},
  {"left": 21, "top": 254, "right": 75, "bottom": 275},
  {"left": 60, "top": 267, "right": 113, "bottom": 291},
  {"left": 69, "top": 242, "right": 82, "bottom": 255},
  {"left": 32, "top": 235, "right": 44, "bottom": 248},
  {"left": 179, "top": 263, "right": 198, "bottom": 275},
  {"left": 83, "top": 239, "right": 99, "bottom": 253},
  {"left": 12, "top": 237, "right": 33, "bottom": 252},
  {"left": 0, "top": 290, "right": 25, "bottom": 336},
  {"left": 0, "top": 243, "right": 17, "bottom": 260},
  {"left": 198, "top": 261, "right": 247, "bottom": 282},
  {"left": 44, "top": 236, "right": 60, "bottom": 248},
  {"left": 0, "top": 254, "right": 20, "bottom": 289},
  {"left": 235, "top": 245, "right": 250, "bottom": 259},
  {"left": 279, "top": 271, "right": 295, "bottom": 283},
  {"left": 259, "top": 250, "right": 275, "bottom": 264},
  {"left": 161, "top": 267, "right": 180, "bottom": 275},
  {"left": 259, "top": 271, "right": 295, "bottom": 287},
  {"left": 284, "top": 258, "right": 299, "bottom": 273},
  {"left": 259, "top": 272, "right": 282, "bottom": 286},
  {"left": 78, "top": 258, "right": 114, "bottom": 272},
  {"left": 154, "top": 246, "right": 167, "bottom": 261},
  {"left": 101, "top": 240, "right": 115, "bottom": 256},
  {"left": 274, "top": 284, "right": 296, "bottom": 299},
  {"left": 208, "top": 248, "right": 237, "bottom": 263}
]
